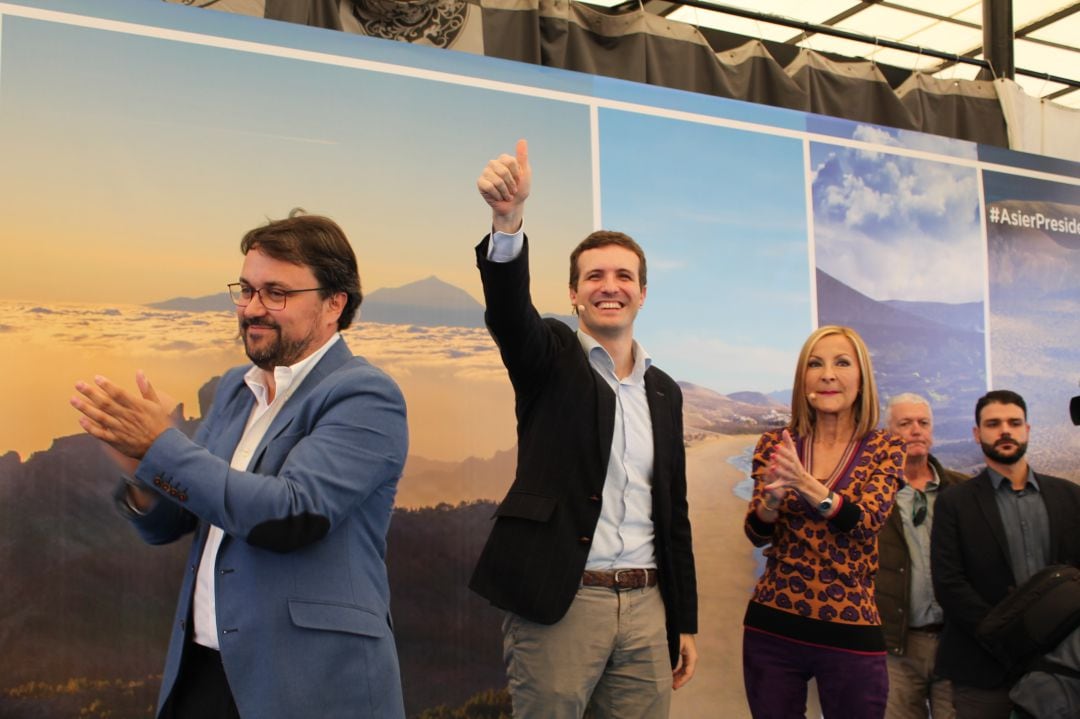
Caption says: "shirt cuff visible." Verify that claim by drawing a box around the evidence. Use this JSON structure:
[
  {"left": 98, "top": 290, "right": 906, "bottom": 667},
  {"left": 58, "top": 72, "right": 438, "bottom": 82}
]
[{"left": 487, "top": 226, "right": 524, "bottom": 263}]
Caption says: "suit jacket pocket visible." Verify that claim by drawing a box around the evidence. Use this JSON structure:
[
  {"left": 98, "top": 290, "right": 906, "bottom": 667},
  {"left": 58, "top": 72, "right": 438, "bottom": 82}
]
[
  {"left": 288, "top": 599, "right": 390, "bottom": 638},
  {"left": 494, "top": 491, "right": 557, "bottom": 522}
]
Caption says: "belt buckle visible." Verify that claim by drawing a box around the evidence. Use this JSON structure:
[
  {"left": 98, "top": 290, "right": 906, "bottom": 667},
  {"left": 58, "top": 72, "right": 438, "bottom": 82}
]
[{"left": 613, "top": 569, "right": 638, "bottom": 590}]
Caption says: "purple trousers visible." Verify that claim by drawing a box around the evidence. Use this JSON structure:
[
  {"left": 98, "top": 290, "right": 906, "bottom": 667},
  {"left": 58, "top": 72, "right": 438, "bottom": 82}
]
[{"left": 744, "top": 628, "right": 888, "bottom": 719}]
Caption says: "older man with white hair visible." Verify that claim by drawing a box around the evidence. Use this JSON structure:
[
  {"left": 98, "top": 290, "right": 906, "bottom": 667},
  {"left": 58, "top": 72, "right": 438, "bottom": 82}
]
[{"left": 875, "top": 393, "right": 968, "bottom": 719}]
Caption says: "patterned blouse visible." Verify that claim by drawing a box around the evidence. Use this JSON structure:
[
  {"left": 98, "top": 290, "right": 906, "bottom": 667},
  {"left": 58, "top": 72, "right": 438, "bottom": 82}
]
[{"left": 743, "top": 428, "right": 905, "bottom": 652}]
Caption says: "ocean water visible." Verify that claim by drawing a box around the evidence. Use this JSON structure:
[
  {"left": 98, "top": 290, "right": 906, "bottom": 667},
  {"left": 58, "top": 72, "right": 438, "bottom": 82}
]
[{"left": 729, "top": 442, "right": 755, "bottom": 501}]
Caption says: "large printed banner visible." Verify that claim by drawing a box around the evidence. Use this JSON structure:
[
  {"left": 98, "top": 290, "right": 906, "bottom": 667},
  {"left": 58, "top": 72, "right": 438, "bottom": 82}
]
[{"left": 1, "top": 1, "right": 1078, "bottom": 717}]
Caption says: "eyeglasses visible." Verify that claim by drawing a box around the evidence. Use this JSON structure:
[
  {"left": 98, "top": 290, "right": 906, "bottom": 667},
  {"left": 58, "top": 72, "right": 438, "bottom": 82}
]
[
  {"left": 227, "top": 283, "right": 323, "bottom": 311},
  {"left": 912, "top": 489, "right": 928, "bottom": 527}
]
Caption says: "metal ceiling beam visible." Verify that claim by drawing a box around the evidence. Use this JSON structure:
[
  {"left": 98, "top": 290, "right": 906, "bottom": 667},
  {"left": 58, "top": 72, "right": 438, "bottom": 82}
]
[
  {"left": 982, "top": 0, "right": 1014, "bottom": 79},
  {"left": 1015, "top": 2, "right": 1080, "bottom": 38},
  {"left": 644, "top": 1, "right": 990, "bottom": 66},
  {"left": 614, "top": 0, "right": 1080, "bottom": 89}
]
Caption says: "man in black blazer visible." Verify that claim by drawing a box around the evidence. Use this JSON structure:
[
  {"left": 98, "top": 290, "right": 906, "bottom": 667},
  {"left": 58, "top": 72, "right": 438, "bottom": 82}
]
[
  {"left": 469, "top": 140, "right": 698, "bottom": 718},
  {"left": 931, "top": 390, "right": 1080, "bottom": 719}
]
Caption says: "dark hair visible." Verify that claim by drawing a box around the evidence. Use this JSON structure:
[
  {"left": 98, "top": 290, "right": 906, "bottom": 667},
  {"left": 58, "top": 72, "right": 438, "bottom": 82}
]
[
  {"left": 568, "top": 230, "right": 647, "bottom": 289},
  {"left": 240, "top": 214, "right": 362, "bottom": 330},
  {"left": 975, "top": 390, "right": 1027, "bottom": 425}
]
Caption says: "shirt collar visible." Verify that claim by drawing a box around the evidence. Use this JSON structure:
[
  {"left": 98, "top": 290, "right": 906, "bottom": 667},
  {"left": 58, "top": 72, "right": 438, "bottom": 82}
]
[
  {"left": 243, "top": 333, "right": 341, "bottom": 406},
  {"left": 924, "top": 462, "right": 942, "bottom": 492},
  {"left": 988, "top": 465, "right": 1040, "bottom": 492},
  {"left": 576, "top": 329, "right": 651, "bottom": 383}
]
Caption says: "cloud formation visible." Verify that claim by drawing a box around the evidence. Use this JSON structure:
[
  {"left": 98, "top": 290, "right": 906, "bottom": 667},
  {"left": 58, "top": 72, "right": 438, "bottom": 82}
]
[{"left": 811, "top": 142, "right": 983, "bottom": 303}]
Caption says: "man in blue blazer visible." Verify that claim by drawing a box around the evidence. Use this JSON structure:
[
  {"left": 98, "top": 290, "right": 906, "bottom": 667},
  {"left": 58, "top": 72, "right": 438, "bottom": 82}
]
[
  {"left": 471, "top": 140, "right": 698, "bottom": 718},
  {"left": 72, "top": 215, "right": 408, "bottom": 719}
]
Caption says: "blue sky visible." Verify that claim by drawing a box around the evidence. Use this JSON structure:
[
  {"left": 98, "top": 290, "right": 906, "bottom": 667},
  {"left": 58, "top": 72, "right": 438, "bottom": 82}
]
[
  {"left": 810, "top": 137, "right": 984, "bottom": 303},
  {"left": 598, "top": 109, "right": 811, "bottom": 394}
]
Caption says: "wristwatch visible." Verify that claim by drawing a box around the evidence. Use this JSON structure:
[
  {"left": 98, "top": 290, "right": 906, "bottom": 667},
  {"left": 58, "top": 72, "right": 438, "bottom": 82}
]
[
  {"left": 817, "top": 492, "right": 835, "bottom": 515},
  {"left": 112, "top": 474, "right": 150, "bottom": 518}
]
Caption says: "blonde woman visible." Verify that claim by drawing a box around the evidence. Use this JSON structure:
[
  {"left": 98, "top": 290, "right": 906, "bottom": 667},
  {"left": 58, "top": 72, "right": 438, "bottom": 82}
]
[{"left": 742, "top": 325, "right": 905, "bottom": 718}]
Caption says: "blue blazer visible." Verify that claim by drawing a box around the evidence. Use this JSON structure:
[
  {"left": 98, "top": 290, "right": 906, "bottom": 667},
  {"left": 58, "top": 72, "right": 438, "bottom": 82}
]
[{"left": 129, "top": 339, "right": 408, "bottom": 718}]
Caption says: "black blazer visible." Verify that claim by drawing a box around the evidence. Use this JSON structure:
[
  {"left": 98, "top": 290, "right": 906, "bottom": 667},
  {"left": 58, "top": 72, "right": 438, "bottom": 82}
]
[
  {"left": 468, "top": 237, "right": 698, "bottom": 667},
  {"left": 931, "top": 467, "right": 1080, "bottom": 688}
]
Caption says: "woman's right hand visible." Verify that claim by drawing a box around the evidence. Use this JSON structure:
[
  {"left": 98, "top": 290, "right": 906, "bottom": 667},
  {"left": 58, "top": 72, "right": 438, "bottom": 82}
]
[{"left": 756, "top": 451, "right": 787, "bottom": 519}]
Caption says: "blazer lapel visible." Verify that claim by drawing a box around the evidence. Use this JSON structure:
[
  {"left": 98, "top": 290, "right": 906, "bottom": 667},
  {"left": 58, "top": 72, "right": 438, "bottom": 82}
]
[
  {"left": 1039, "top": 473, "right": 1066, "bottom": 561},
  {"left": 972, "top": 469, "right": 1013, "bottom": 570},
  {"left": 207, "top": 384, "right": 255, "bottom": 460},
  {"left": 644, "top": 369, "right": 671, "bottom": 491},
  {"left": 593, "top": 371, "right": 616, "bottom": 493},
  {"left": 249, "top": 338, "right": 354, "bottom": 471}
]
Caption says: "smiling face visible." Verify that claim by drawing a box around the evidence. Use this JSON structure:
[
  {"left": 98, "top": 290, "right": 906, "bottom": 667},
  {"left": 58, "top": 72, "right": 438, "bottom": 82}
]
[
  {"left": 803, "top": 333, "right": 861, "bottom": 421},
  {"left": 237, "top": 249, "right": 344, "bottom": 371},
  {"left": 888, "top": 401, "right": 933, "bottom": 460},
  {"left": 568, "top": 244, "right": 646, "bottom": 341},
  {"left": 974, "top": 401, "right": 1030, "bottom": 467}
]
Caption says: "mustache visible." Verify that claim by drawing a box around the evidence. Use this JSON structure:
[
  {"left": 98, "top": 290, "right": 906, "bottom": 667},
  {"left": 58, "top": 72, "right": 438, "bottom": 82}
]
[{"left": 241, "top": 318, "right": 279, "bottom": 330}]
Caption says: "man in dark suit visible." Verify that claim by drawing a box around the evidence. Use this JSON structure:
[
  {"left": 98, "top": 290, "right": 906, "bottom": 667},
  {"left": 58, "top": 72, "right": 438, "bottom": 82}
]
[
  {"left": 931, "top": 389, "right": 1080, "bottom": 719},
  {"left": 470, "top": 139, "right": 698, "bottom": 718},
  {"left": 71, "top": 214, "right": 408, "bottom": 719}
]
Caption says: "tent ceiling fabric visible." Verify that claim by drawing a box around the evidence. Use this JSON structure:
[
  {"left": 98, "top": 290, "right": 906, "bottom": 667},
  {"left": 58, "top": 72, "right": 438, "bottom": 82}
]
[
  {"left": 609, "top": 0, "right": 1080, "bottom": 108},
  {"left": 162, "top": 0, "right": 1078, "bottom": 158}
]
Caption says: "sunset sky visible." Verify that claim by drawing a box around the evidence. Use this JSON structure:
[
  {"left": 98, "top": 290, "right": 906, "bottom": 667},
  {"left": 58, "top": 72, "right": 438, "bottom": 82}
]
[{"left": 0, "top": 13, "right": 592, "bottom": 311}]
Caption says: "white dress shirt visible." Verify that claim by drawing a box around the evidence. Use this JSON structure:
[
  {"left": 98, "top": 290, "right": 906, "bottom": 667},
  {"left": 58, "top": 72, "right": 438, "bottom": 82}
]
[{"left": 192, "top": 333, "right": 341, "bottom": 649}]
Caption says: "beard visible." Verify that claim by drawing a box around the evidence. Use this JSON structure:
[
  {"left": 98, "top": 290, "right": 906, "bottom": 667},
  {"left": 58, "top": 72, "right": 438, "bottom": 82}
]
[
  {"left": 240, "top": 318, "right": 315, "bottom": 370},
  {"left": 981, "top": 437, "right": 1028, "bottom": 465}
]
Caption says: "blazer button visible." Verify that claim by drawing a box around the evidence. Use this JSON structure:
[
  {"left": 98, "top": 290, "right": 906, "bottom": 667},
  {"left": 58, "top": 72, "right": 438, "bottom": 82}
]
[{"left": 578, "top": 536, "right": 591, "bottom": 545}]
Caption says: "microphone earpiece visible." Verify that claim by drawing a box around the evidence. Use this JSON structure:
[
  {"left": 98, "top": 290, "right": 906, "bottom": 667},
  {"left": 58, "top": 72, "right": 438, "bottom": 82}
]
[
  {"left": 808, "top": 392, "right": 818, "bottom": 400},
  {"left": 577, "top": 305, "right": 586, "bottom": 314}
]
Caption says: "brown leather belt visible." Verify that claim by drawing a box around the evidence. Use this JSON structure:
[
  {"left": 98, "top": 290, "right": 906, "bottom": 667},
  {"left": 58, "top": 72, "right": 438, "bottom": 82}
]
[{"left": 581, "top": 569, "right": 658, "bottom": 590}]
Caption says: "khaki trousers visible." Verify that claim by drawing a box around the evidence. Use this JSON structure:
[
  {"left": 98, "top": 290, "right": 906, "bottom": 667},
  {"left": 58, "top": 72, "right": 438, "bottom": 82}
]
[
  {"left": 503, "top": 584, "right": 672, "bottom": 719},
  {"left": 885, "top": 629, "right": 955, "bottom": 719}
]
